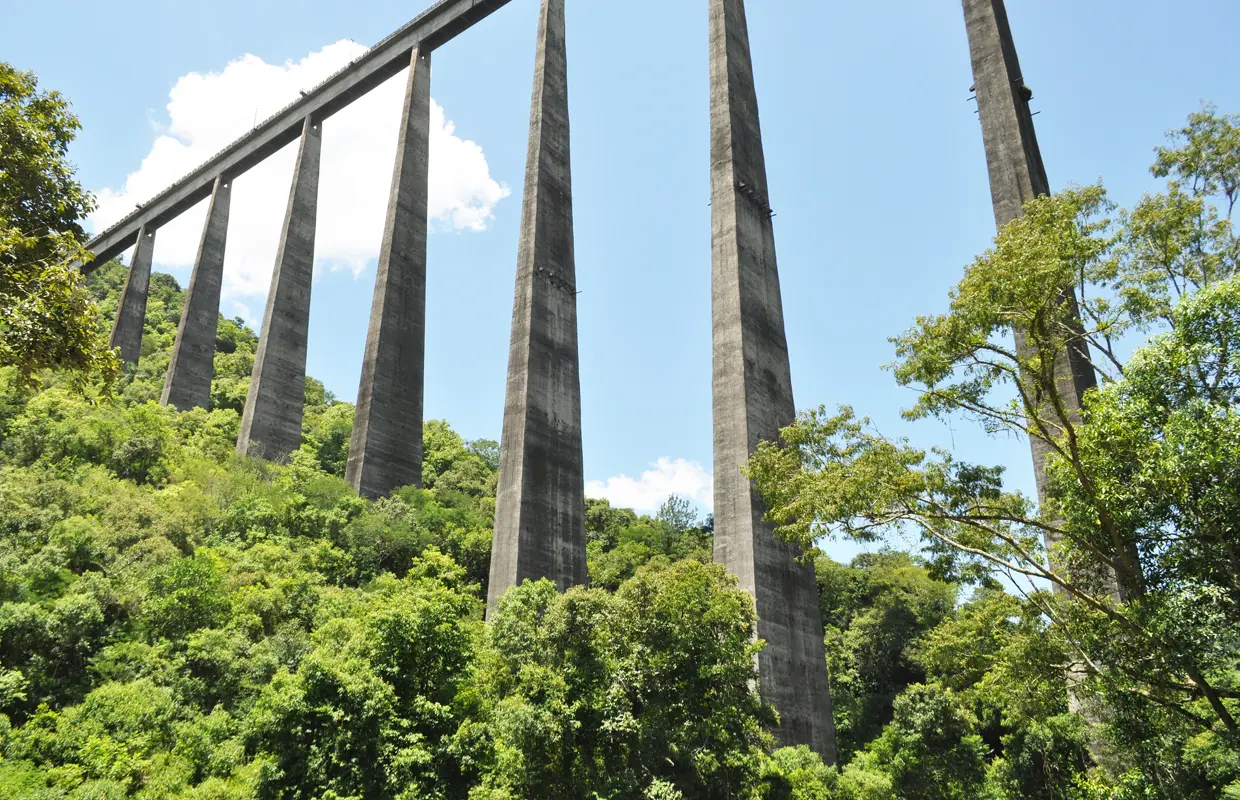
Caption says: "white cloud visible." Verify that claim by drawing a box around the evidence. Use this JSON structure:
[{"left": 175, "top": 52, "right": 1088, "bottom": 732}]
[
  {"left": 586, "top": 458, "right": 714, "bottom": 515},
  {"left": 90, "top": 40, "right": 510, "bottom": 319}
]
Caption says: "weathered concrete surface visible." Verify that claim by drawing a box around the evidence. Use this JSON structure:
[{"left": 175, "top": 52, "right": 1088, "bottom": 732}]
[
  {"left": 964, "top": 0, "right": 1129, "bottom": 737},
  {"left": 488, "top": 0, "right": 587, "bottom": 612},
  {"left": 162, "top": 176, "right": 231, "bottom": 410},
  {"left": 109, "top": 225, "right": 155, "bottom": 366},
  {"left": 963, "top": 0, "right": 1099, "bottom": 526},
  {"left": 347, "top": 47, "right": 432, "bottom": 498},
  {"left": 709, "top": 0, "right": 836, "bottom": 763},
  {"left": 82, "top": 0, "right": 517, "bottom": 270},
  {"left": 237, "top": 118, "right": 320, "bottom": 461}
]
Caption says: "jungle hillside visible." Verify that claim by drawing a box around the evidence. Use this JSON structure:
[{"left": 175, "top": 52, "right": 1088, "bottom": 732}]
[{"left": 4, "top": 60, "right": 1240, "bottom": 799}]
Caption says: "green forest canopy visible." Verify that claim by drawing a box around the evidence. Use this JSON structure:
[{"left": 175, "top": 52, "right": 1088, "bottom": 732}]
[{"left": 2, "top": 62, "right": 1240, "bottom": 798}]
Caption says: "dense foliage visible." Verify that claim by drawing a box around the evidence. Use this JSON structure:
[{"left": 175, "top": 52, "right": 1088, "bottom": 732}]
[
  {"left": 0, "top": 250, "right": 1126, "bottom": 800},
  {"left": 750, "top": 108, "right": 1240, "bottom": 798},
  {"left": 0, "top": 244, "right": 1107, "bottom": 799},
  {"left": 0, "top": 63, "right": 116, "bottom": 389},
  {"left": 4, "top": 66, "right": 1236, "bottom": 798}
]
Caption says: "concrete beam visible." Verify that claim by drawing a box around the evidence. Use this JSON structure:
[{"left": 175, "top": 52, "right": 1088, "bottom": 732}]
[
  {"left": 964, "top": 0, "right": 1050, "bottom": 225},
  {"left": 237, "top": 118, "right": 320, "bottom": 461},
  {"left": 347, "top": 47, "right": 432, "bottom": 498},
  {"left": 162, "top": 175, "right": 231, "bottom": 411},
  {"left": 82, "top": 0, "right": 515, "bottom": 270},
  {"left": 109, "top": 224, "right": 155, "bottom": 365},
  {"left": 708, "top": 0, "right": 837, "bottom": 762},
  {"left": 488, "top": 0, "right": 587, "bottom": 612}
]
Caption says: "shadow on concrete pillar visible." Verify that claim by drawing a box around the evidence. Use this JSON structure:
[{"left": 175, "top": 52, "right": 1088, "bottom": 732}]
[
  {"left": 487, "top": 0, "right": 587, "bottom": 613},
  {"left": 708, "top": 0, "right": 837, "bottom": 764},
  {"left": 347, "top": 47, "right": 432, "bottom": 498},
  {"left": 237, "top": 117, "right": 321, "bottom": 461},
  {"left": 162, "top": 175, "right": 231, "bottom": 411},
  {"left": 110, "top": 224, "right": 155, "bottom": 366}
]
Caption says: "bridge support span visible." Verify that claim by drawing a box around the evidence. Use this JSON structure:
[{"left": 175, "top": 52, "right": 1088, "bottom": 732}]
[
  {"left": 109, "top": 225, "right": 155, "bottom": 366},
  {"left": 237, "top": 117, "right": 322, "bottom": 461},
  {"left": 708, "top": 0, "right": 837, "bottom": 763},
  {"left": 347, "top": 47, "right": 433, "bottom": 498},
  {"left": 487, "top": 0, "right": 587, "bottom": 612},
  {"left": 82, "top": 0, "right": 517, "bottom": 270},
  {"left": 162, "top": 176, "right": 231, "bottom": 411}
]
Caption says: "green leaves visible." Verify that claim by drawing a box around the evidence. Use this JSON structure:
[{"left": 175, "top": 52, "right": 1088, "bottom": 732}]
[
  {"left": 1153, "top": 105, "right": 1240, "bottom": 216},
  {"left": 0, "top": 63, "right": 116, "bottom": 390},
  {"left": 748, "top": 106, "right": 1240, "bottom": 796},
  {"left": 473, "top": 562, "right": 769, "bottom": 799}
]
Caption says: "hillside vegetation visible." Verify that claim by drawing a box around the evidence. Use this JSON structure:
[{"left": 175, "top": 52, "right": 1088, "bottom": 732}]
[
  {"left": 4, "top": 61, "right": 1240, "bottom": 799},
  {"left": 0, "top": 265, "right": 1095, "bottom": 800}
]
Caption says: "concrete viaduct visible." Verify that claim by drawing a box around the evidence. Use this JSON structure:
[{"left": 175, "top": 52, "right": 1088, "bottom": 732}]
[{"left": 85, "top": 0, "right": 1051, "bottom": 764}]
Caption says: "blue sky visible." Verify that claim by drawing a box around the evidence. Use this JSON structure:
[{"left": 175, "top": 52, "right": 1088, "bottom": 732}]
[{"left": 6, "top": 0, "right": 1240, "bottom": 556}]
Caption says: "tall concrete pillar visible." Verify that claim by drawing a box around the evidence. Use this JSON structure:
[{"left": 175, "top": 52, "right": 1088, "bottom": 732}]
[
  {"left": 237, "top": 117, "right": 320, "bottom": 461},
  {"left": 487, "top": 0, "right": 587, "bottom": 611},
  {"left": 709, "top": 0, "right": 836, "bottom": 763},
  {"left": 110, "top": 225, "right": 155, "bottom": 365},
  {"left": 962, "top": 0, "right": 1111, "bottom": 576},
  {"left": 162, "top": 175, "right": 231, "bottom": 410},
  {"left": 964, "top": 0, "right": 1129, "bottom": 742},
  {"left": 347, "top": 47, "right": 432, "bottom": 498}
]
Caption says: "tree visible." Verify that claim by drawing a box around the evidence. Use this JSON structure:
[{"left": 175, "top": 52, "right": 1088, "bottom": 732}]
[
  {"left": 0, "top": 63, "right": 117, "bottom": 388},
  {"left": 470, "top": 561, "right": 771, "bottom": 799},
  {"left": 848, "top": 685, "right": 990, "bottom": 800},
  {"left": 815, "top": 552, "right": 956, "bottom": 760},
  {"left": 748, "top": 108, "right": 1240, "bottom": 787}
]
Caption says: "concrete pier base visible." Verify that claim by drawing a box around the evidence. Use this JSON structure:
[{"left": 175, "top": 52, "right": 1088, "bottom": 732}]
[
  {"left": 709, "top": 0, "right": 837, "bottom": 763},
  {"left": 347, "top": 47, "right": 432, "bottom": 498},
  {"left": 237, "top": 117, "right": 321, "bottom": 461},
  {"left": 110, "top": 225, "right": 155, "bottom": 366},
  {"left": 162, "top": 176, "right": 231, "bottom": 410},
  {"left": 488, "top": 0, "right": 587, "bottom": 612}
]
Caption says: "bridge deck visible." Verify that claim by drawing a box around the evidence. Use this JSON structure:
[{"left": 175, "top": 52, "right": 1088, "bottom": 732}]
[{"left": 83, "top": 0, "right": 514, "bottom": 271}]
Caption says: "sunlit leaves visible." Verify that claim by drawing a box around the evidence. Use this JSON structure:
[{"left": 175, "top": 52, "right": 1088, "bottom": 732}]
[{"left": 0, "top": 63, "right": 117, "bottom": 389}]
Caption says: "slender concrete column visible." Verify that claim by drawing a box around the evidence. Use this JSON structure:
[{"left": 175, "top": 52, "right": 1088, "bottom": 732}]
[
  {"left": 709, "top": 0, "right": 836, "bottom": 763},
  {"left": 347, "top": 47, "right": 432, "bottom": 498},
  {"left": 964, "top": 2, "right": 1134, "bottom": 749},
  {"left": 237, "top": 117, "right": 321, "bottom": 461},
  {"left": 963, "top": 0, "right": 1120, "bottom": 586},
  {"left": 162, "top": 176, "right": 231, "bottom": 410},
  {"left": 487, "top": 0, "right": 587, "bottom": 612},
  {"left": 110, "top": 225, "right": 155, "bottom": 365},
  {"left": 964, "top": 0, "right": 1097, "bottom": 492}
]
